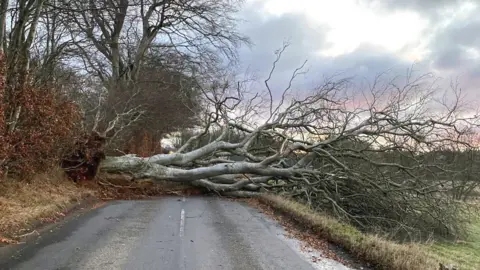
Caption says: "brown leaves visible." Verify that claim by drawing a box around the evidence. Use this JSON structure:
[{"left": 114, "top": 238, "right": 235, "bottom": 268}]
[
  {"left": 0, "top": 61, "right": 82, "bottom": 177},
  {"left": 39, "top": 211, "right": 69, "bottom": 224},
  {"left": 0, "top": 237, "right": 18, "bottom": 245},
  {"left": 93, "top": 175, "right": 205, "bottom": 200}
]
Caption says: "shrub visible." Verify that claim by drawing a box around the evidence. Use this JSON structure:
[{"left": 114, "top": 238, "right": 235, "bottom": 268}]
[{"left": 0, "top": 53, "right": 81, "bottom": 178}]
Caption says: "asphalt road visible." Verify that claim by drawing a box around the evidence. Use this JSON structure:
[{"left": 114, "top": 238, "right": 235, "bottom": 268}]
[{"left": 0, "top": 196, "right": 354, "bottom": 270}]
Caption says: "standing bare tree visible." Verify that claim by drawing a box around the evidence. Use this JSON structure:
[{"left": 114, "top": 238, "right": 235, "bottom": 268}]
[
  {"left": 2, "top": 0, "right": 47, "bottom": 133},
  {"left": 51, "top": 0, "right": 248, "bottom": 140}
]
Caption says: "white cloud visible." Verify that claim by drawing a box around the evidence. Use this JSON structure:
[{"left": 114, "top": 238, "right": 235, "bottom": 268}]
[
  {"left": 246, "top": 0, "right": 428, "bottom": 58},
  {"left": 237, "top": 0, "right": 480, "bottom": 108}
]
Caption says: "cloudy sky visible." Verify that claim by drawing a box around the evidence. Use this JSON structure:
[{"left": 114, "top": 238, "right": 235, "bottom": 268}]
[{"left": 235, "top": 0, "right": 480, "bottom": 103}]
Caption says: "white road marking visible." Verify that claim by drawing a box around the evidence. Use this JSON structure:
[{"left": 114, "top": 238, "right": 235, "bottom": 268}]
[
  {"left": 179, "top": 209, "right": 185, "bottom": 237},
  {"left": 182, "top": 196, "right": 186, "bottom": 202}
]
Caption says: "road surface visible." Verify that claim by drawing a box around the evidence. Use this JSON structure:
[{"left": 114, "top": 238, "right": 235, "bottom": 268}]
[{"left": 0, "top": 196, "right": 354, "bottom": 270}]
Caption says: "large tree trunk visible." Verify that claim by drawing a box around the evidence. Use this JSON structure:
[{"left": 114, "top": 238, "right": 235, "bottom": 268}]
[{"left": 91, "top": 51, "right": 480, "bottom": 241}]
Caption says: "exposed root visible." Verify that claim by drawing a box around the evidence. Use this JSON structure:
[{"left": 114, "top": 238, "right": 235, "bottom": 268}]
[{"left": 61, "top": 132, "right": 106, "bottom": 182}]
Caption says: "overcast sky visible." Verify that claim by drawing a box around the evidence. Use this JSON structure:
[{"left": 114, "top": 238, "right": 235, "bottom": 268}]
[{"left": 235, "top": 0, "right": 480, "bottom": 103}]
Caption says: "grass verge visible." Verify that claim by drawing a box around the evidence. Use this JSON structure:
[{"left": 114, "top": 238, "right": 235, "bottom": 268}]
[
  {"left": 256, "top": 194, "right": 440, "bottom": 270},
  {"left": 0, "top": 168, "right": 95, "bottom": 242},
  {"left": 428, "top": 216, "right": 480, "bottom": 270}
]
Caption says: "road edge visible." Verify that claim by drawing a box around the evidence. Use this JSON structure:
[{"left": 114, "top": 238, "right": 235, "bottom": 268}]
[
  {"left": 250, "top": 195, "right": 439, "bottom": 270},
  {"left": 0, "top": 194, "right": 102, "bottom": 247}
]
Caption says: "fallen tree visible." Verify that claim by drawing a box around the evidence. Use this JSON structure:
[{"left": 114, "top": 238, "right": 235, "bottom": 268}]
[{"left": 98, "top": 48, "right": 479, "bottom": 240}]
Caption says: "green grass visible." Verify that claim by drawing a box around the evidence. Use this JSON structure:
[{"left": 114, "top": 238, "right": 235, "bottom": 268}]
[{"left": 427, "top": 217, "right": 480, "bottom": 270}]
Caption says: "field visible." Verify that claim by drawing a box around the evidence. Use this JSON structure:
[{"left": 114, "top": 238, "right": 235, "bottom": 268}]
[{"left": 428, "top": 215, "right": 480, "bottom": 270}]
